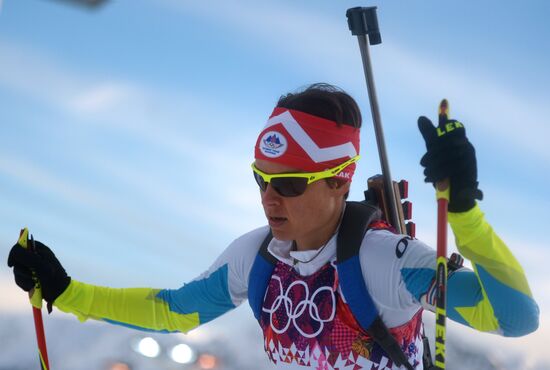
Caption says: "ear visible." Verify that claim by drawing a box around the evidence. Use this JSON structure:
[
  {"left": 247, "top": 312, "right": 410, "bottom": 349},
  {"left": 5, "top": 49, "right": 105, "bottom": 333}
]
[
  {"left": 327, "top": 178, "right": 351, "bottom": 195},
  {"left": 336, "top": 180, "right": 351, "bottom": 196}
]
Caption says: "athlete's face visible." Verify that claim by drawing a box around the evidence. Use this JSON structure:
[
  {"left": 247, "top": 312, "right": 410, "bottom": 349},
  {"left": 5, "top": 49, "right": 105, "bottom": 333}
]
[{"left": 255, "top": 159, "right": 350, "bottom": 251}]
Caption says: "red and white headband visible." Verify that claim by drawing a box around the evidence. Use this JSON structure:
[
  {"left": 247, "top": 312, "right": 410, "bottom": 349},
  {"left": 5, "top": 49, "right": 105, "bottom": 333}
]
[{"left": 254, "top": 107, "right": 360, "bottom": 181}]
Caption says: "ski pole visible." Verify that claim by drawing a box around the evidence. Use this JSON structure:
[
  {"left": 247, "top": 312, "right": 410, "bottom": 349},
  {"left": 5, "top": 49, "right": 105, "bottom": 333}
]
[
  {"left": 434, "top": 100, "right": 450, "bottom": 370},
  {"left": 346, "top": 6, "right": 403, "bottom": 234},
  {"left": 18, "top": 228, "right": 51, "bottom": 370}
]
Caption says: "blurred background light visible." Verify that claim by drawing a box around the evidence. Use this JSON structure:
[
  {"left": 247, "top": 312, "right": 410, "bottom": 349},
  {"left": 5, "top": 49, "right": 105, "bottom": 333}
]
[
  {"left": 108, "top": 362, "right": 131, "bottom": 370},
  {"left": 170, "top": 343, "right": 196, "bottom": 364},
  {"left": 198, "top": 353, "right": 218, "bottom": 369},
  {"left": 134, "top": 337, "right": 160, "bottom": 358}
]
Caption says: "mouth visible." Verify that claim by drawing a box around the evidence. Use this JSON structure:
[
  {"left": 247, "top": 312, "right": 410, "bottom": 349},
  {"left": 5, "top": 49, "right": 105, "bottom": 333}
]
[{"left": 268, "top": 216, "right": 288, "bottom": 228}]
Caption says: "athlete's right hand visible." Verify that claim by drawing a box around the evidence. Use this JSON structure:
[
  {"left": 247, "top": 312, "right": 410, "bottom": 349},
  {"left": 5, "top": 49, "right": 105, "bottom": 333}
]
[{"left": 7, "top": 240, "right": 71, "bottom": 305}]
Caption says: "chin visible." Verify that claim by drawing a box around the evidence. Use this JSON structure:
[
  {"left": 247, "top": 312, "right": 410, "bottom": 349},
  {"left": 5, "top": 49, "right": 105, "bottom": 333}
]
[{"left": 271, "top": 229, "right": 293, "bottom": 241}]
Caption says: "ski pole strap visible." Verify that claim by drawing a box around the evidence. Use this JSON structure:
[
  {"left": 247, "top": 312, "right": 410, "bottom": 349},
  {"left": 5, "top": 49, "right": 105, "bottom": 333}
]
[
  {"left": 448, "top": 253, "right": 464, "bottom": 271},
  {"left": 423, "top": 253, "right": 465, "bottom": 308}
]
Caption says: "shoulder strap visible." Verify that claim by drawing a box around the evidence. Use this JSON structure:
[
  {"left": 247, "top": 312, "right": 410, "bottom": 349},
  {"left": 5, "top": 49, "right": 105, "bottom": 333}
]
[
  {"left": 336, "top": 201, "right": 381, "bottom": 261},
  {"left": 337, "top": 201, "right": 414, "bottom": 370},
  {"left": 336, "top": 201, "right": 381, "bottom": 328},
  {"left": 248, "top": 229, "right": 276, "bottom": 321}
]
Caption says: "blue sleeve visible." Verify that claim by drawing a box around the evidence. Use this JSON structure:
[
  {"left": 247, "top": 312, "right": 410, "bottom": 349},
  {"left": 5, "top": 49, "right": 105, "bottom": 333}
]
[{"left": 398, "top": 206, "right": 539, "bottom": 337}]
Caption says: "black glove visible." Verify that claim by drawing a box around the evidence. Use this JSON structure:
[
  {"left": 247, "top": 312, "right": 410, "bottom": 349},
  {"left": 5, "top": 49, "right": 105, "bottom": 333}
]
[
  {"left": 418, "top": 111, "right": 483, "bottom": 212},
  {"left": 7, "top": 240, "right": 71, "bottom": 308}
]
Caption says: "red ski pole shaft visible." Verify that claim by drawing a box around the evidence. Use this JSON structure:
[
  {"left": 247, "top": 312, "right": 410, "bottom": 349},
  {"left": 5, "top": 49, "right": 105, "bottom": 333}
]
[
  {"left": 18, "top": 228, "right": 51, "bottom": 370},
  {"left": 32, "top": 306, "right": 50, "bottom": 370},
  {"left": 434, "top": 99, "right": 450, "bottom": 370}
]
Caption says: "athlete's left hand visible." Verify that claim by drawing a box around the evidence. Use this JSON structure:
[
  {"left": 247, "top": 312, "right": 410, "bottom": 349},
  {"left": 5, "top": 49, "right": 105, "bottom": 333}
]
[{"left": 417, "top": 107, "right": 483, "bottom": 212}]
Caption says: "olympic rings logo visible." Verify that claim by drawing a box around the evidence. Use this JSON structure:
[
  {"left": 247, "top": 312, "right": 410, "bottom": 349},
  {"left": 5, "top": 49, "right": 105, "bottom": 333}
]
[{"left": 262, "top": 276, "right": 336, "bottom": 338}]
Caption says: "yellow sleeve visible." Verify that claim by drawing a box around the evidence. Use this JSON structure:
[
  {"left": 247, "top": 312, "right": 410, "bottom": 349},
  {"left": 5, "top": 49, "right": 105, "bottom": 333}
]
[
  {"left": 54, "top": 278, "right": 229, "bottom": 333},
  {"left": 446, "top": 203, "right": 539, "bottom": 336}
]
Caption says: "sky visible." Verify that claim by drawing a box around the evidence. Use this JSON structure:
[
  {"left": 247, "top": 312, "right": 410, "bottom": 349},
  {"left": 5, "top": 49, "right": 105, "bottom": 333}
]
[{"left": 0, "top": 0, "right": 549, "bottom": 368}]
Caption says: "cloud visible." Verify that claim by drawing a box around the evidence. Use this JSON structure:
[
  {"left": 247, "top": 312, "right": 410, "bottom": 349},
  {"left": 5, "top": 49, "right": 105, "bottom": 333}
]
[
  {"left": 161, "top": 0, "right": 550, "bottom": 165},
  {"left": 71, "top": 83, "right": 139, "bottom": 114},
  {"left": 0, "top": 146, "right": 264, "bottom": 271},
  {"left": 1, "top": 3, "right": 547, "bottom": 257},
  {"left": 0, "top": 153, "right": 199, "bottom": 255},
  {"left": 0, "top": 39, "right": 144, "bottom": 118},
  {"left": 377, "top": 43, "right": 550, "bottom": 163},
  {"left": 160, "top": 0, "right": 354, "bottom": 72},
  {"left": 0, "top": 38, "right": 264, "bottom": 241},
  {"left": 0, "top": 154, "right": 111, "bottom": 211},
  {"left": 0, "top": 272, "right": 30, "bottom": 313},
  {"left": 84, "top": 150, "right": 264, "bottom": 235}
]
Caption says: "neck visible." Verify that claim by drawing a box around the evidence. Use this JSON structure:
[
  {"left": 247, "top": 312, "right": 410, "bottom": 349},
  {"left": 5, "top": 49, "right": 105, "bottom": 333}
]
[{"left": 294, "top": 201, "right": 345, "bottom": 251}]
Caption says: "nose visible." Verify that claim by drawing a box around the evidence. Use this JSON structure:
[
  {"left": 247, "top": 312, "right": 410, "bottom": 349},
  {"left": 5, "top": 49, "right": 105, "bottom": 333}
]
[{"left": 261, "top": 182, "right": 282, "bottom": 207}]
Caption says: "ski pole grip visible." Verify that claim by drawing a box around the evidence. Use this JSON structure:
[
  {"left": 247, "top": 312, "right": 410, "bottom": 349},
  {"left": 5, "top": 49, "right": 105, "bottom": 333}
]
[
  {"left": 346, "top": 7, "right": 382, "bottom": 45},
  {"left": 18, "top": 228, "right": 44, "bottom": 309}
]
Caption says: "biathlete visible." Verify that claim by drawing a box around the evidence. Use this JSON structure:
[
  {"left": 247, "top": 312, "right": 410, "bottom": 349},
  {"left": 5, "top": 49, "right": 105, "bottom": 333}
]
[{"left": 8, "top": 84, "right": 539, "bottom": 369}]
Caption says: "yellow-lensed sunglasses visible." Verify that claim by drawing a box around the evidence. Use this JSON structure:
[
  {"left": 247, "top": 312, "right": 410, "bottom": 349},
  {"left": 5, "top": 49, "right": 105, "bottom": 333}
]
[{"left": 252, "top": 155, "right": 360, "bottom": 197}]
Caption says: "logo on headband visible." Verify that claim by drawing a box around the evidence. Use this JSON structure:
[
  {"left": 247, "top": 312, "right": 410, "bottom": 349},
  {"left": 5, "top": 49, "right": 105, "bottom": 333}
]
[
  {"left": 260, "top": 131, "right": 287, "bottom": 158},
  {"left": 336, "top": 171, "right": 352, "bottom": 180}
]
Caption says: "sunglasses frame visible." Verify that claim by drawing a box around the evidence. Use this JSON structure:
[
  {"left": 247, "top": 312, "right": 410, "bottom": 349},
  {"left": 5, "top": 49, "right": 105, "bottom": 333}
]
[{"left": 251, "top": 155, "right": 360, "bottom": 195}]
